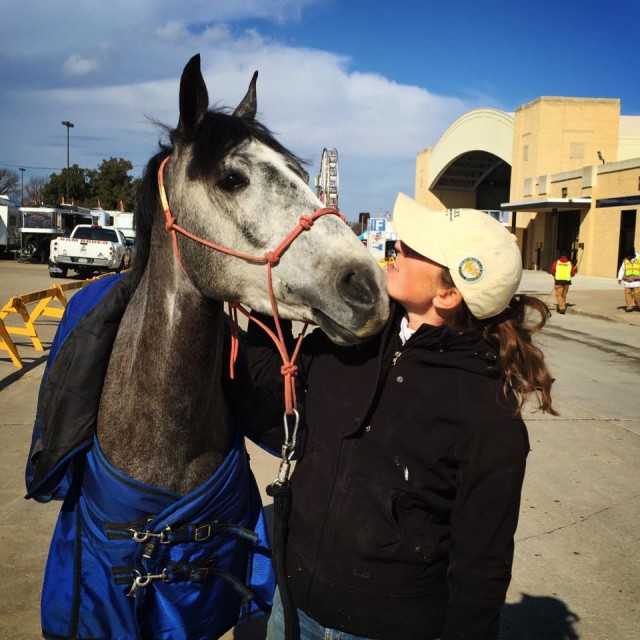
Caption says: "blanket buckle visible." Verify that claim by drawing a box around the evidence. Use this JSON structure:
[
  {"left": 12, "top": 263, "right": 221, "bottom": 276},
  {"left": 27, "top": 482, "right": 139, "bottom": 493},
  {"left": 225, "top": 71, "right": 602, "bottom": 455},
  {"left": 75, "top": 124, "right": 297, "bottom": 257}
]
[{"left": 194, "top": 523, "right": 212, "bottom": 541}]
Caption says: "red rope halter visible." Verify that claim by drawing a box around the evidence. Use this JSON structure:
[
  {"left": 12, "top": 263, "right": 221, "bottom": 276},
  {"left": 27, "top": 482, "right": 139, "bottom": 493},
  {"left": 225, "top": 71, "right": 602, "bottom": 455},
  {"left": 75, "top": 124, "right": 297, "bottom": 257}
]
[{"left": 157, "top": 155, "right": 345, "bottom": 416}]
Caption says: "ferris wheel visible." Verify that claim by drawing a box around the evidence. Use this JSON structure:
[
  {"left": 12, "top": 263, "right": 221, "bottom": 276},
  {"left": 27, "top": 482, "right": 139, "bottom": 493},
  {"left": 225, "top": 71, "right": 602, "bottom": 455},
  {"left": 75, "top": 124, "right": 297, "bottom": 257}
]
[{"left": 315, "top": 147, "right": 339, "bottom": 210}]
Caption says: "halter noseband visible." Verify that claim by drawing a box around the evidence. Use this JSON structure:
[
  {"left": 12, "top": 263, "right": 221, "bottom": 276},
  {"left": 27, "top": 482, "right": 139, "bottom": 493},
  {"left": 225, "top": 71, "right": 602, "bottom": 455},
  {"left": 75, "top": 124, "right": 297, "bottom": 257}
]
[{"left": 157, "top": 155, "right": 345, "bottom": 420}]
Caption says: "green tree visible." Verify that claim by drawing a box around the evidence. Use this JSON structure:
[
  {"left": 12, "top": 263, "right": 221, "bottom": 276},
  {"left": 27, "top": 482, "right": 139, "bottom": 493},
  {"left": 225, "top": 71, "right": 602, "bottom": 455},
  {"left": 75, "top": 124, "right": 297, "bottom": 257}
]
[
  {"left": 92, "top": 157, "right": 136, "bottom": 210},
  {"left": 38, "top": 157, "right": 138, "bottom": 209},
  {"left": 42, "top": 164, "right": 94, "bottom": 206}
]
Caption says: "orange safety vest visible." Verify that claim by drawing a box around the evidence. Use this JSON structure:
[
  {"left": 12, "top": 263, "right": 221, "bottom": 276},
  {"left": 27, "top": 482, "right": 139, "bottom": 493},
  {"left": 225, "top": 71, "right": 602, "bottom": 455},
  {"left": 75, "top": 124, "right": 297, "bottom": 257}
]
[
  {"left": 554, "top": 260, "right": 573, "bottom": 281},
  {"left": 624, "top": 258, "right": 640, "bottom": 278}
]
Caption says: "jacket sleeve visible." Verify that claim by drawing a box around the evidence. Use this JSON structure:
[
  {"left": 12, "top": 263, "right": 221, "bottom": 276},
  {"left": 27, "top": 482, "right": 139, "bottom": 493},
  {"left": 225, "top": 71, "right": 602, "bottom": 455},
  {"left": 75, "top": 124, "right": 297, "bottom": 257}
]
[
  {"left": 442, "top": 394, "right": 529, "bottom": 640},
  {"left": 550, "top": 260, "right": 557, "bottom": 276},
  {"left": 618, "top": 263, "right": 626, "bottom": 280},
  {"left": 221, "top": 322, "right": 291, "bottom": 455},
  {"left": 243, "top": 314, "right": 316, "bottom": 456},
  {"left": 571, "top": 263, "right": 577, "bottom": 276}
]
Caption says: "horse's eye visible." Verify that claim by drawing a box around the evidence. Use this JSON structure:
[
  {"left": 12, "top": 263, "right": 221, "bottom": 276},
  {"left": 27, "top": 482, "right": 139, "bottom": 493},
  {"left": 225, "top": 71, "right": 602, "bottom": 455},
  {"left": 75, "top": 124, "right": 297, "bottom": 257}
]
[{"left": 218, "top": 172, "right": 248, "bottom": 192}]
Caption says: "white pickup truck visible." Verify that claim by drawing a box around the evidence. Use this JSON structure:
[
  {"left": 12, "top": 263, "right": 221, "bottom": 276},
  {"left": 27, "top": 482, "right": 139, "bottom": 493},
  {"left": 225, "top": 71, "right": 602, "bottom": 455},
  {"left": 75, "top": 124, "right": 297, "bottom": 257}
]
[{"left": 49, "top": 224, "right": 131, "bottom": 278}]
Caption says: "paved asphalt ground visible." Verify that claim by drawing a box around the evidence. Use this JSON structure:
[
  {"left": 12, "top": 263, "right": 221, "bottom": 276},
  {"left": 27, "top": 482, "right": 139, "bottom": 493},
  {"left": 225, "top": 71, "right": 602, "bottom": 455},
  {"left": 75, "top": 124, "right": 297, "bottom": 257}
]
[{"left": 0, "top": 261, "right": 638, "bottom": 639}]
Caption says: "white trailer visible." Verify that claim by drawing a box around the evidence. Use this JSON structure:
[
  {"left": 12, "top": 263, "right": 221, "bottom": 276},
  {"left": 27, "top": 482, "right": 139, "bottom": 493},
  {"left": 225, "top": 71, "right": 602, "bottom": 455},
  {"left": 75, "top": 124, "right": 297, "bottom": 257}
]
[
  {"left": 108, "top": 210, "right": 135, "bottom": 239},
  {"left": 0, "top": 195, "right": 20, "bottom": 257}
]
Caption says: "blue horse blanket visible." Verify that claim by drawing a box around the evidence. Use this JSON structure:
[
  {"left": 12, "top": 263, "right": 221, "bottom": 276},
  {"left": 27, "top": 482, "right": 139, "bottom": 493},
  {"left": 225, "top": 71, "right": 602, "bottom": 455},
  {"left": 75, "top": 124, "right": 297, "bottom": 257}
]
[{"left": 25, "top": 275, "right": 277, "bottom": 639}]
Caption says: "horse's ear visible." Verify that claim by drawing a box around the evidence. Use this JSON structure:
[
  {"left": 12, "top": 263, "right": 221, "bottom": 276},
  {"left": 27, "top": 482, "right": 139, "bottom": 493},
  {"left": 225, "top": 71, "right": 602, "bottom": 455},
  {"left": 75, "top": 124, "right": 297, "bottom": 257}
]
[
  {"left": 233, "top": 71, "right": 258, "bottom": 121},
  {"left": 178, "top": 54, "right": 209, "bottom": 132}
]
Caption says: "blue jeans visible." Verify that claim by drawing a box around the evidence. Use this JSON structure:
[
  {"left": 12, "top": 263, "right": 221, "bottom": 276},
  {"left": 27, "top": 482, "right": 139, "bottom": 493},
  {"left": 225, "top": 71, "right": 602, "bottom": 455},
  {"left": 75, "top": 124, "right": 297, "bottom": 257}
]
[{"left": 266, "top": 587, "right": 379, "bottom": 640}]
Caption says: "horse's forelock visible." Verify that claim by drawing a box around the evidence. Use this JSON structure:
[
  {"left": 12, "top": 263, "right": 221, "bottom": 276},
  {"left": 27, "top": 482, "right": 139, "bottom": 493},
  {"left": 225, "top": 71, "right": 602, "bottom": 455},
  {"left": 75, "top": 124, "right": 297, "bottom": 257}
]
[{"left": 177, "top": 110, "right": 308, "bottom": 181}]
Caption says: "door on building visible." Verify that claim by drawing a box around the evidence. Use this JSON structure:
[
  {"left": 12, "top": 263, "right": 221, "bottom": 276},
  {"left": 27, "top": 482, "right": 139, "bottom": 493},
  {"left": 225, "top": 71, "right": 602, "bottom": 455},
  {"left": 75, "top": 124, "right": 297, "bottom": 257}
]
[
  {"left": 556, "top": 210, "right": 581, "bottom": 265},
  {"left": 617, "top": 210, "right": 637, "bottom": 275}
]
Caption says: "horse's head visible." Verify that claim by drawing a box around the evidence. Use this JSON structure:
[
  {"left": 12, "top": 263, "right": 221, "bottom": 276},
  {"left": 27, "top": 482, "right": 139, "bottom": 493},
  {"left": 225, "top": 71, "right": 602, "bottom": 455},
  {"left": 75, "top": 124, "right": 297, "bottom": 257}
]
[{"left": 152, "top": 54, "right": 388, "bottom": 345}]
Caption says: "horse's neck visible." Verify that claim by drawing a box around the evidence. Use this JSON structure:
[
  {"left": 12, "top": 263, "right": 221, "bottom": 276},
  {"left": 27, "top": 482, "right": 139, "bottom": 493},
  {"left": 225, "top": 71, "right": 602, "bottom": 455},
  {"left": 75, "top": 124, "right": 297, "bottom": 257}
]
[{"left": 97, "top": 250, "right": 232, "bottom": 496}]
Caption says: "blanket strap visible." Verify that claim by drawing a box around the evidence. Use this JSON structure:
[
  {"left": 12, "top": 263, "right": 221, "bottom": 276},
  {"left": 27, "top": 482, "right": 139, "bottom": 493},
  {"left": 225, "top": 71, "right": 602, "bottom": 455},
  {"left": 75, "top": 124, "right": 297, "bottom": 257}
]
[
  {"left": 105, "top": 520, "right": 259, "bottom": 547},
  {"left": 112, "top": 559, "right": 256, "bottom": 603}
]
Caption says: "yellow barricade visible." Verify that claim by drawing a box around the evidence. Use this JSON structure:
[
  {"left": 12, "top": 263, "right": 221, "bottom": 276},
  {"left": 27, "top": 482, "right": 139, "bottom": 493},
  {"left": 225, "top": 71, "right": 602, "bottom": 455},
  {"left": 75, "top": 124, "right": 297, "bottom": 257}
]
[
  {"left": 0, "top": 319, "right": 23, "bottom": 368},
  {"left": 0, "top": 286, "right": 69, "bottom": 353},
  {"left": 83, "top": 272, "right": 118, "bottom": 286},
  {"left": 0, "top": 272, "right": 122, "bottom": 369},
  {"left": 59, "top": 281, "right": 85, "bottom": 294}
]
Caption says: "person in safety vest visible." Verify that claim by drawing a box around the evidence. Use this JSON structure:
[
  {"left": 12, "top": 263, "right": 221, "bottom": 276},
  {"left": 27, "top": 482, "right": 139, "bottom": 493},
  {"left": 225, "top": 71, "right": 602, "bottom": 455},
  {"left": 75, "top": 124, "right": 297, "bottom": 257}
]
[
  {"left": 618, "top": 247, "right": 640, "bottom": 312},
  {"left": 248, "top": 196, "right": 558, "bottom": 640},
  {"left": 550, "top": 251, "right": 576, "bottom": 314}
]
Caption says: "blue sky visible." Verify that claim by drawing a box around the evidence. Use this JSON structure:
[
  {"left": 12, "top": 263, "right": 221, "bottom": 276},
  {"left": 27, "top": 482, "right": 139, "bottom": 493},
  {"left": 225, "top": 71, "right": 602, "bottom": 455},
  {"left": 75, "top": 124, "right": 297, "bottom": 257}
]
[{"left": 1, "top": 0, "right": 639, "bottom": 219}]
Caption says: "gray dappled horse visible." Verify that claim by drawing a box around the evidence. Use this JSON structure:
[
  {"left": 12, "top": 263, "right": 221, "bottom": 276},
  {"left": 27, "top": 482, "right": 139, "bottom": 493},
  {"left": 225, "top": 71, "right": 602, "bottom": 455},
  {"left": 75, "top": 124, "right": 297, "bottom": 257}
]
[
  {"left": 97, "top": 54, "right": 388, "bottom": 493},
  {"left": 30, "top": 54, "right": 388, "bottom": 639}
]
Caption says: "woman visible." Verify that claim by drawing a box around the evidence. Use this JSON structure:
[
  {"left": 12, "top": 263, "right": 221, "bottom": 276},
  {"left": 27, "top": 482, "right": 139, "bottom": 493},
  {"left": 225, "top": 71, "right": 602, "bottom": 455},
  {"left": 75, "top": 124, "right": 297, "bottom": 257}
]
[{"left": 249, "top": 194, "right": 556, "bottom": 640}]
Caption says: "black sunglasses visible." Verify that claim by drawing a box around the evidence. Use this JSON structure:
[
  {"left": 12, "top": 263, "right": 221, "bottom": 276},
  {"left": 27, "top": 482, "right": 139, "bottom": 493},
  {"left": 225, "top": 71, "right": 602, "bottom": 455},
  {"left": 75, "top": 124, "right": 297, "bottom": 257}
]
[{"left": 397, "top": 240, "right": 424, "bottom": 260}]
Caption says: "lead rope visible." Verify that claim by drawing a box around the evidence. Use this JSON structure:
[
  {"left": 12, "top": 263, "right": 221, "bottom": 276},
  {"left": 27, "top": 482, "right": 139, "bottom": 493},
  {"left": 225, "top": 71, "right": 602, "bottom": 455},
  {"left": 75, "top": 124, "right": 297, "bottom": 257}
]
[{"left": 159, "top": 156, "right": 343, "bottom": 639}]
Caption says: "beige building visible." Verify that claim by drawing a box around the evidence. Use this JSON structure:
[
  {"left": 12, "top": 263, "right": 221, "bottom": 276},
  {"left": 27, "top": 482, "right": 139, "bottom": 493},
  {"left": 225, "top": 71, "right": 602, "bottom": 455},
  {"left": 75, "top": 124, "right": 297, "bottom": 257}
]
[{"left": 415, "top": 97, "right": 640, "bottom": 277}]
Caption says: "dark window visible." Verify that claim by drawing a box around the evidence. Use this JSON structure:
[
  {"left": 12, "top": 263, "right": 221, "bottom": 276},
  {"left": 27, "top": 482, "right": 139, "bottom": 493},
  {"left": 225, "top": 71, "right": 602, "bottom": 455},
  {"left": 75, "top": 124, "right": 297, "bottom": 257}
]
[{"left": 73, "top": 227, "right": 118, "bottom": 242}]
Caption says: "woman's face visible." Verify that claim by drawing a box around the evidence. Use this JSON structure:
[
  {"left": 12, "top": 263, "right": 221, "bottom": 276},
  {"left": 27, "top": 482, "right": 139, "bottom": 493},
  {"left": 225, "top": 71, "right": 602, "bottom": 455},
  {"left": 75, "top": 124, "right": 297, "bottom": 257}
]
[{"left": 387, "top": 240, "right": 445, "bottom": 315}]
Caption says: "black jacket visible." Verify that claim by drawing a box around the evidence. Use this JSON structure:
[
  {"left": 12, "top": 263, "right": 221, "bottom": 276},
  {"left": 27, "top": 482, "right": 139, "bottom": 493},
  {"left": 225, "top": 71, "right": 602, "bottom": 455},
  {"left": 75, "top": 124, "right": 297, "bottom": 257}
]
[{"left": 248, "top": 305, "right": 530, "bottom": 640}]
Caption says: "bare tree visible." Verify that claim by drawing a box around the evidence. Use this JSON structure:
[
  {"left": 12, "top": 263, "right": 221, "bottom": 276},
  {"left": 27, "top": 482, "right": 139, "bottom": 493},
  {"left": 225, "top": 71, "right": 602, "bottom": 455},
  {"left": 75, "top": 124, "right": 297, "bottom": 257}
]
[
  {"left": 25, "top": 176, "right": 48, "bottom": 205},
  {"left": 0, "top": 168, "right": 19, "bottom": 197}
]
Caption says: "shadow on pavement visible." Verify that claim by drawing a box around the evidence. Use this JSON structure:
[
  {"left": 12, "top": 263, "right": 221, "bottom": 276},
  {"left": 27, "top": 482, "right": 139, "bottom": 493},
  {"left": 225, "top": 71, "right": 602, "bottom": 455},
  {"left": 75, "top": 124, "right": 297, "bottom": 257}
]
[
  {"left": 232, "top": 588, "right": 582, "bottom": 639},
  {"left": 500, "top": 593, "right": 580, "bottom": 639},
  {"left": 0, "top": 353, "right": 49, "bottom": 391}
]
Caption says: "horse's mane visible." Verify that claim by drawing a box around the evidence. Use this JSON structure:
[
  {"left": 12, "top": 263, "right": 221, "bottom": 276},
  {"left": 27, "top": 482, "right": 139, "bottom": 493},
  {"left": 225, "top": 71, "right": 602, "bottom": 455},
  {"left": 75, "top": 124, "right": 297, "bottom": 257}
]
[
  {"left": 125, "top": 146, "right": 169, "bottom": 291},
  {"left": 125, "top": 108, "right": 308, "bottom": 292}
]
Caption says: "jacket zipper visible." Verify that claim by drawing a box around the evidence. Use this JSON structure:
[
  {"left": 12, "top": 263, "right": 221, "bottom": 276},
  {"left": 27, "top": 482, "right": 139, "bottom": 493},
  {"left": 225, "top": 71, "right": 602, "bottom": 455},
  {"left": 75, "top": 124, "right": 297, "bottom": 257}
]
[
  {"left": 304, "top": 333, "right": 400, "bottom": 601},
  {"left": 305, "top": 342, "right": 408, "bottom": 601}
]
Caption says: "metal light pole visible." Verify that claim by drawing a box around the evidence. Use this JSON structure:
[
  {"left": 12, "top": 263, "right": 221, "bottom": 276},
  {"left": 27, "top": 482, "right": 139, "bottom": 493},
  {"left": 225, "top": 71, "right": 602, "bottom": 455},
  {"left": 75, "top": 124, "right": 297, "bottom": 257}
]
[
  {"left": 19, "top": 167, "right": 25, "bottom": 205},
  {"left": 61, "top": 120, "right": 74, "bottom": 203}
]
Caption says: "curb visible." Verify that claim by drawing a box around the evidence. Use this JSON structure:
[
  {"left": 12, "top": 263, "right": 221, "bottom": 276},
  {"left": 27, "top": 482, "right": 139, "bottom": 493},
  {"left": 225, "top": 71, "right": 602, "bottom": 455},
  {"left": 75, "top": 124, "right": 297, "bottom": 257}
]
[
  {"left": 557, "top": 306, "right": 640, "bottom": 326},
  {"left": 525, "top": 291, "right": 640, "bottom": 327}
]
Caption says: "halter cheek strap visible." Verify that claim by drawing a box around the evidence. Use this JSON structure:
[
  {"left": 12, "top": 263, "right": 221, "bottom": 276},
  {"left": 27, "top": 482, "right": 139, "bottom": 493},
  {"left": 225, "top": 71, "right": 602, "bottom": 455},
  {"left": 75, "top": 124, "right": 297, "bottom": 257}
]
[{"left": 157, "top": 155, "right": 345, "bottom": 418}]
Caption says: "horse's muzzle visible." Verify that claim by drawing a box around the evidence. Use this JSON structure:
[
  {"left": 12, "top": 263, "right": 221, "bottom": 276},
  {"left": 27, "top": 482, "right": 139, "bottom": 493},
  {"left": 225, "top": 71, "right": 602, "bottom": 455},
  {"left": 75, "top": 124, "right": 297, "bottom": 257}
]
[
  {"left": 309, "top": 263, "right": 389, "bottom": 345},
  {"left": 337, "top": 266, "right": 381, "bottom": 310}
]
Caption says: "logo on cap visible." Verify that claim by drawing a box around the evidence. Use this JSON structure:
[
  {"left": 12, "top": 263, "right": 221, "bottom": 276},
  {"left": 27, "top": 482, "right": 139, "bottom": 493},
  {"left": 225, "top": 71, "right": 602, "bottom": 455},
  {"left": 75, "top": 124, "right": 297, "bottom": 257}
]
[{"left": 458, "top": 257, "right": 483, "bottom": 282}]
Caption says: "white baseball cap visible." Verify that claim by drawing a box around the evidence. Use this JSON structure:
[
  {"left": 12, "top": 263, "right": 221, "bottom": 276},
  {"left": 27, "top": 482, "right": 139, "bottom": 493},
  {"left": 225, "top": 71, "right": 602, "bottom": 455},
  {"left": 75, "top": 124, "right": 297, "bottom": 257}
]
[{"left": 392, "top": 193, "right": 522, "bottom": 319}]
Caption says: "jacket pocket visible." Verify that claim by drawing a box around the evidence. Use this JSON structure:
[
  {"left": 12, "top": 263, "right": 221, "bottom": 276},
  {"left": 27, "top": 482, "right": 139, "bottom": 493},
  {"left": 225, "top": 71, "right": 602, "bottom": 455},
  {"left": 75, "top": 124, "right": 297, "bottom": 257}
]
[
  {"left": 321, "top": 478, "right": 446, "bottom": 591},
  {"left": 391, "top": 491, "right": 444, "bottom": 563}
]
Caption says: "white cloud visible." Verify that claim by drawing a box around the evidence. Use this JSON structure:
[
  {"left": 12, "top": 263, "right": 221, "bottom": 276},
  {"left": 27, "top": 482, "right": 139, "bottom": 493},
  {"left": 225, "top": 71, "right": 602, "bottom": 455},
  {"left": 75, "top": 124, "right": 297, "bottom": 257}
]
[
  {"left": 1, "top": 0, "right": 485, "bottom": 217},
  {"left": 202, "top": 23, "right": 232, "bottom": 43},
  {"left": 62, "top": 54, "right": 99, "bottom": 76},
  {"left": 156, "top": 20, "right": 190, "bottom": 44}
]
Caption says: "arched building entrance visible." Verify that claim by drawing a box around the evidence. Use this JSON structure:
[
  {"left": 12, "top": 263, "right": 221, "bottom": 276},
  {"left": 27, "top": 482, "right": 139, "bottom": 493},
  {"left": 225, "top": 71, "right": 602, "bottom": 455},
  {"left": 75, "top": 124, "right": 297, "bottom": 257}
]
[
  {"left": 415, "top": 109, "right": 514, "bottom": 215},
  {"left": 434, "top": 150, "right": 511, "bottom": 211}
]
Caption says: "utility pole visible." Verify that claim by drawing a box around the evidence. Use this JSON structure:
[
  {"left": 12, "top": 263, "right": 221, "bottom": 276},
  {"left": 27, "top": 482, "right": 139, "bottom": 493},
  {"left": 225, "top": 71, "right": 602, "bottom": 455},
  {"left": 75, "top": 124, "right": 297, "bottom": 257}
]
[
  {"left": 19, "top": 167, "right": 25, "bottom": 205},
  {"left": 61, "top": 120, "right": 74, "bottom": 203}
]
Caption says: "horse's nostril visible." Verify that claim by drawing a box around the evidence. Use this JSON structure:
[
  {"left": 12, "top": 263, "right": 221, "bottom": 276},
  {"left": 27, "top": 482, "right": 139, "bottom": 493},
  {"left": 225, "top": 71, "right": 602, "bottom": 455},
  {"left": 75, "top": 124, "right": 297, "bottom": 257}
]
[{"left": 337, "top": 268, "right": 377, "bottom": 308}]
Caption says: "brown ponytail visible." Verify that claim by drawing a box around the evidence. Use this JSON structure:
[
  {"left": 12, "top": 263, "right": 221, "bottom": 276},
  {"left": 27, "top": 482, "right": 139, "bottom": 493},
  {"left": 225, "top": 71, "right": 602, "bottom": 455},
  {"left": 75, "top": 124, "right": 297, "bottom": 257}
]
[{"left": 440, "top": 269, "right": 557, "bottom": 416}]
